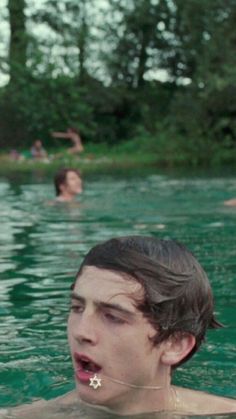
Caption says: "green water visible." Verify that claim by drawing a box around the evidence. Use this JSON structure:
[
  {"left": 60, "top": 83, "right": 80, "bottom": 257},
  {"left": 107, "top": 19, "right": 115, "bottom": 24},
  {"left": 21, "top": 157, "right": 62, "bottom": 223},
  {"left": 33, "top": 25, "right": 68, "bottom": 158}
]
[{"left": 0, "top": 171, "right": 235, "bottom": 411}]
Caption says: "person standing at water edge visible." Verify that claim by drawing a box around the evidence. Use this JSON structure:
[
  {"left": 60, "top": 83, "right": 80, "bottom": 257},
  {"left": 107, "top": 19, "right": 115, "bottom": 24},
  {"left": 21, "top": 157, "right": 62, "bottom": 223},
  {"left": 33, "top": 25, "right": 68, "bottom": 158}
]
[
  {"left": 54, "top": 168, "right": 83, "bottom": 202},
  {"left": 9, "top": 236, "right": 236, "bottom": 417}
]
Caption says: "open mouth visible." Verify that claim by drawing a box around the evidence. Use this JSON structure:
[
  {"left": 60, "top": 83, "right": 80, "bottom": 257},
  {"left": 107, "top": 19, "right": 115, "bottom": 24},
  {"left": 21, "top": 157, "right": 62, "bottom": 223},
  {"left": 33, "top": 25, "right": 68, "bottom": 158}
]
[
  {"left": 79, "top": 358, "right": 101, "bottom": 373},
  {"left": 74, "top": 353, "right": 102, "bottom": 382}
]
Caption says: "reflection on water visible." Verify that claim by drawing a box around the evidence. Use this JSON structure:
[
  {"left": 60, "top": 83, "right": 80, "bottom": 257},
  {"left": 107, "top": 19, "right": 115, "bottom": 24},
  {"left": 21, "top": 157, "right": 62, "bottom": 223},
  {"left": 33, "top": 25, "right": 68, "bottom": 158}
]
[{"left": 0, "top": 173, "right": 236, "bottom": 413}]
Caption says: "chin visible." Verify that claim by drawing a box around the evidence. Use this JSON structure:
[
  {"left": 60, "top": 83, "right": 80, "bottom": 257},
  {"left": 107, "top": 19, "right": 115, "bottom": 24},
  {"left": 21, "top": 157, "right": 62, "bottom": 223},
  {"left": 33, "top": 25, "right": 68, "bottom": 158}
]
[{"left": 78, "top": 388, "right": 105, "bottom": 407}]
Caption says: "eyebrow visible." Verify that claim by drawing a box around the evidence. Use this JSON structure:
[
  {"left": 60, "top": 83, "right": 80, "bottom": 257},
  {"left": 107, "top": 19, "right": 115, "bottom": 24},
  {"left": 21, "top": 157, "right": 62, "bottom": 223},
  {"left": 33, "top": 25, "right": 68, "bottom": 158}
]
[{"left": 70, "top": 292, "right": 136, "bottom": 317}]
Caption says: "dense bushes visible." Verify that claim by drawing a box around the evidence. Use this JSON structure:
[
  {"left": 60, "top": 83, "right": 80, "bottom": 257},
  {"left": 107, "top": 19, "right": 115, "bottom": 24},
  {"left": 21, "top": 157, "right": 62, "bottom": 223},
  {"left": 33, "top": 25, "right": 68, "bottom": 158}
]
[{"left": 0, "top": 0, "right": 236, "bottom": 166}]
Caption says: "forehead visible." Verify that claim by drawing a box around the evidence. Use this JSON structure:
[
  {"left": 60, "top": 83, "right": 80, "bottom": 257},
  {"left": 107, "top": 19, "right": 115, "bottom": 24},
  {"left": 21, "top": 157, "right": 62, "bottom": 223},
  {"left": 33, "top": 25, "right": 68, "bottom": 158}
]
[
  {"left": 66, "top": 171, "right": 80, "bottom": 181},
  {"left": 74, "top": 266, "right": 143, "bottom": 308}
]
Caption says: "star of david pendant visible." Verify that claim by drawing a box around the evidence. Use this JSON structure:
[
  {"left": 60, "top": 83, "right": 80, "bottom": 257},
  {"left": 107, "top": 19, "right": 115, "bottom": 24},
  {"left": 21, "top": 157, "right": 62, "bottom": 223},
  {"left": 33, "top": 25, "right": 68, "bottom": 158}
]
[{"left": 89, "top": 374, "right": 102, "bottom": 390}]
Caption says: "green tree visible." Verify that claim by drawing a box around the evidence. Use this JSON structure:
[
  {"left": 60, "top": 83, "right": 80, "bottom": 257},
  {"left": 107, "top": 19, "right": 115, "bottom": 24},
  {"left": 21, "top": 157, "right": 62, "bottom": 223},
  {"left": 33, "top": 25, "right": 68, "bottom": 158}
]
[
  {"left": 103, "top": 0, "right": 169, "bottom": 88},
  {"left": 161, "top": 0, "right": 208, "bottom": 81},
  {"left": 33, "top": 0, "right": 95, "bottom": 82},
  {"left": 167, "top": 0, "right": 236, "bottom": 152},
  {"left": 8, "top": 0, "right": 27, "bottom": 84}
]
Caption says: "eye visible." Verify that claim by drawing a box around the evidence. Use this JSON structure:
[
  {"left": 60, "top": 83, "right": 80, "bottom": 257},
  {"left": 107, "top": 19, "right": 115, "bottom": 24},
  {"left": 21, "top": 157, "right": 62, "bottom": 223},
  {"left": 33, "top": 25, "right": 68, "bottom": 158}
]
[
  {"left": 104, "top": 312, "right": 125, "bottom": 324},
  {"left": 70, "top": 303, "right": 84, "bottom": 314}
]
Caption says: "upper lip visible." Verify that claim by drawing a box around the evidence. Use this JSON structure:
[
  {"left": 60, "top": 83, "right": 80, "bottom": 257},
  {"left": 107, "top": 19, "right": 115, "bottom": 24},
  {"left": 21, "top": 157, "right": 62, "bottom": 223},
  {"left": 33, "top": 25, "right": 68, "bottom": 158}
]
[{"left": 74, "top": 352, "right": 102, "bottom": 370}]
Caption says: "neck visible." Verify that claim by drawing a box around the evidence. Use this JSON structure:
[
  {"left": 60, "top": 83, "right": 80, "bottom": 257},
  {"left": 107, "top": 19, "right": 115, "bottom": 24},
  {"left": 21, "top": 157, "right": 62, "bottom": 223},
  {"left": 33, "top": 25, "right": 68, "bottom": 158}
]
[
  {"left": 113, "top": 385, "right": 175, "bottom": 415},
  {"left": 80, "top": 385, "right": 176, "bottom": 416},
  {"left": 85, "top": 370, "right": 175, "bottom": 416},
  {"left": 57, "top": 192, "right": 75, "bottom": 202}
]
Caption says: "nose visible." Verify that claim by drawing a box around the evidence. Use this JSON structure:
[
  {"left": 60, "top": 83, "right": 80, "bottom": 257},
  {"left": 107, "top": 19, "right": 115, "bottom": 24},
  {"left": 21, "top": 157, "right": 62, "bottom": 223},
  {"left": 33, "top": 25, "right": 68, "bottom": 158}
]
[{"left": 71, "top": 311, "right": 99, "bottom": 346}]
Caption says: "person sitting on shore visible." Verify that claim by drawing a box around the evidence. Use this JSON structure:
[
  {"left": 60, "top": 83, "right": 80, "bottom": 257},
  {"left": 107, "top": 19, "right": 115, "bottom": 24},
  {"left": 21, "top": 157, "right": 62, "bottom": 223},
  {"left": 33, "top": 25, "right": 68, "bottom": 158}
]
[
  {"left": 51, "top": 127, "right": 84, "bottom": 155},
  {"left": 54, "top": 168, "right": 83, "bottom": 202},
  {"left": 9, "top": 149, "right": 25, "bottom": 161},
  {"left": 10, "top": 236, "right": 236, "bottom": 417},
  {"left": 30, "top": 139, "right": 48, "bottom": 160}
]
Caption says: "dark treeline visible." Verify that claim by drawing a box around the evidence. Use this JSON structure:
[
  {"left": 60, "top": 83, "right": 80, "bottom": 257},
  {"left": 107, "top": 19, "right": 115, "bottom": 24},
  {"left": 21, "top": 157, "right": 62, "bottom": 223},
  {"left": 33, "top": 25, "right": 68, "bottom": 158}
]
[{"left": 0, "top": 0, "right": 236, "bottom": 165}]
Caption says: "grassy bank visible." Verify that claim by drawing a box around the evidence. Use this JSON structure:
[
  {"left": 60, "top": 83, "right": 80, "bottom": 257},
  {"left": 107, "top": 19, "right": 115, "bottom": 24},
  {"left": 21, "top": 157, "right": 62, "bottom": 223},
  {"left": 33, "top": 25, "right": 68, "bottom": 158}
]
[
  {"left": 0, "top": 141, "right": 157, "bottom": 177},
  {"left": 1, "top": 136, "right": 236, "bottom": 178}
]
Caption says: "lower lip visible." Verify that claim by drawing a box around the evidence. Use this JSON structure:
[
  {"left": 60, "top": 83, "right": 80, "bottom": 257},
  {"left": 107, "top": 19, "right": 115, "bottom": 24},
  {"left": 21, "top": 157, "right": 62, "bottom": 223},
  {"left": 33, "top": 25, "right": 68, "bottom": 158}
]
[{"left": 75, "top": 368, "right": 100, "bottom": 384}]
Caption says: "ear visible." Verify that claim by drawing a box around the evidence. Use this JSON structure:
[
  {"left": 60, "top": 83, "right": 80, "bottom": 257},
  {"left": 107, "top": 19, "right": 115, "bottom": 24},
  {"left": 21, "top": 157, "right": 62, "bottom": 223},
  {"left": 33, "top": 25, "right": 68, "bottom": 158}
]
[
  {"left": 160, "top": 333, "right": 196, "bottom": 366},
  {"left": 60, "top": 183, "right": 66, "bottom": 193}
]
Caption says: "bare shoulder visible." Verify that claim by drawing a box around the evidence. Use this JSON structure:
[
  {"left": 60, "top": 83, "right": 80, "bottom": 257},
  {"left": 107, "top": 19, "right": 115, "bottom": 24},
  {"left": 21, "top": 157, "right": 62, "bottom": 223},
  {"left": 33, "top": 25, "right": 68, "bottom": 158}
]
[
  {"left": 176, "top": 386, "right": 236, "bottom": 415},
  {"left": 5, "top": 392, "right": 78, "bottom": 418},
  {"left": 6, "top": 398, "right": 48, "bottom": 417}
]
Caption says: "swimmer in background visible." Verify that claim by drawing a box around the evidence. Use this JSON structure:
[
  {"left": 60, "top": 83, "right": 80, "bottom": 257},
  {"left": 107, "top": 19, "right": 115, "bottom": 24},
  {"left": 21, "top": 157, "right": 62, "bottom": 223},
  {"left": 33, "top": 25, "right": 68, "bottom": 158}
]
[
  {"left": 54, "top": 168, "right": 83, "bottom": 202},
  {"left": 51, "top": 127, "right": 84, "bottom": 155},
  {"left": 224, "top": 197, "right": 236, "bottom": 206},
  {"left": 8, "top": 236, "right": 236, "bottom": 417}
]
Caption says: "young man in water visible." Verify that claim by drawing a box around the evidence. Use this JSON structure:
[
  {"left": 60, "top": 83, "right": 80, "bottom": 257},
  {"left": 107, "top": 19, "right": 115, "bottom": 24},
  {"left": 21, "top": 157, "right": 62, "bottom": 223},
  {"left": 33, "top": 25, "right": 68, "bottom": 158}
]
[
  {"left": 8, "top": 236, "right": 236, "bottom": 417},
  {"left": 54, "top": 168, "right": 83, "bottom": 202}
]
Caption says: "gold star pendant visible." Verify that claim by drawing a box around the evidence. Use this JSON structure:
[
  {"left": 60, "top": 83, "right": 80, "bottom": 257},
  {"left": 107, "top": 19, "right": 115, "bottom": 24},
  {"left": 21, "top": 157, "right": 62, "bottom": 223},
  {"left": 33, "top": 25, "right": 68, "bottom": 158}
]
[{"left": 89, "top": 374, "right": 102, "bottom": 390}]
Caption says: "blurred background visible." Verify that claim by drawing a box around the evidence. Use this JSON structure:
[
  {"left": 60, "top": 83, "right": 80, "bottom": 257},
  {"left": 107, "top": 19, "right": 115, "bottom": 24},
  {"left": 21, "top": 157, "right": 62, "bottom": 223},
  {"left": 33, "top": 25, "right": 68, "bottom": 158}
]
[{"left": 0, "top": 0, "right": 236, "bottom": 167}]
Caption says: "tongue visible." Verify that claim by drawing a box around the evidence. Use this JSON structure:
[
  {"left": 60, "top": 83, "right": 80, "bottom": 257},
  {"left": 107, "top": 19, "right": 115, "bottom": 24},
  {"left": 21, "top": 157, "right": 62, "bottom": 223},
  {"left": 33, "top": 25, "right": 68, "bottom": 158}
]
[{"left": 86, "top": 361, "right": 101, "bottom": 372}]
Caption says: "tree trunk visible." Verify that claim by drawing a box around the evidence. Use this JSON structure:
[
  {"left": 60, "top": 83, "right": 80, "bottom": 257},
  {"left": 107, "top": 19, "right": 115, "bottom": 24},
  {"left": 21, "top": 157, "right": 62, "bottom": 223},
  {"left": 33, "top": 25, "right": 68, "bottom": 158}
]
[
  {"left": 77, "top": 0, "right": 88, "bottom": 83},
  {"left": 137, "top": 33, "right": 148, "bottom": 87},
  {"left": 8, "top": 0, "right": 27, "bottom": 84}
]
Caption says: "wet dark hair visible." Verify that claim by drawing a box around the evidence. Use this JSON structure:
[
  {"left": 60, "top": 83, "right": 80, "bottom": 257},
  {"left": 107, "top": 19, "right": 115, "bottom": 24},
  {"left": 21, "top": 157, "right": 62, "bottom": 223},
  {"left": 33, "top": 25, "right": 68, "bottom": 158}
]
[
  {"left": 54, "top": 168, "right": 81, "bottom": 196},
  {"left": 75, "top": 236, "right": 222, "bottom": 367}
]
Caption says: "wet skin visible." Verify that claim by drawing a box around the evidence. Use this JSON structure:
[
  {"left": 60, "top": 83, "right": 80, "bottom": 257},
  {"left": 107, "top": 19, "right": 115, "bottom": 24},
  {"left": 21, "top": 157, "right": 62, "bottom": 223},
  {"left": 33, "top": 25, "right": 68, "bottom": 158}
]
[{"left": 67, "top": 266, "right": 170, "bottom": 414}]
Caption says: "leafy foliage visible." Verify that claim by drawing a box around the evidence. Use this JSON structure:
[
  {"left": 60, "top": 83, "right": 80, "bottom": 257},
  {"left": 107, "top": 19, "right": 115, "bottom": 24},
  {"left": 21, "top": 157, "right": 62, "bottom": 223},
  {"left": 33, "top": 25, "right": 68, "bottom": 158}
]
[{"left": 0, "top": 0, "right": 236, "bottom": 165}]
